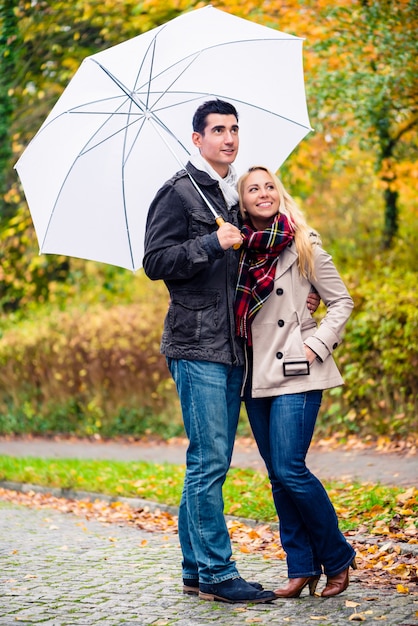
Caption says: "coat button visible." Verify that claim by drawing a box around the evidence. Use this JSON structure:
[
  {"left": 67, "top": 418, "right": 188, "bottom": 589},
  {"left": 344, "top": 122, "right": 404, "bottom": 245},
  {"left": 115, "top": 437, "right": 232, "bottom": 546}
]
[
  {"left": 276, "top": 352, "right": 283, "bottom": 359},
  {"left": 278, "top": 319, "right": 285, "bottom": 327},
  {"left": 276, "top": 287, "right": 284, "bottom": 295},
  {"left": 333, "top": 342, "right": 338, "bottom": 349}
]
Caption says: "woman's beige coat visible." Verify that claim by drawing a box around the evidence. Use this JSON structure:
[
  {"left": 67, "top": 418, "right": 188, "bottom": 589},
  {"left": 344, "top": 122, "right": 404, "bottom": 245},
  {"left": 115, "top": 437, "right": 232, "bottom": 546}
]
[{"left": 247, "top": 234, "right": 354, "bottom": 398}]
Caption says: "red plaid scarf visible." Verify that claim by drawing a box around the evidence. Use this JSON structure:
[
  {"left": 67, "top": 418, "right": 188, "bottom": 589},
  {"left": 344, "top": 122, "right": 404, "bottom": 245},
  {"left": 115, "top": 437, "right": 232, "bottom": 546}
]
[{"left": 235, "top": 213, "right": 294, "bottom": 344}]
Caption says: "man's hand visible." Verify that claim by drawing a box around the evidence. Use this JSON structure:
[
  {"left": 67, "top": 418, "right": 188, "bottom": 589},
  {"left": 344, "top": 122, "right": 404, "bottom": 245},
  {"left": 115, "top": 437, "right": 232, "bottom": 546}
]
[
  {"left": 217, "top": 221, "right": 243, "bottom": 250},
  {"left": 307, "top": 291, "right": 320, "bottom": 313}
]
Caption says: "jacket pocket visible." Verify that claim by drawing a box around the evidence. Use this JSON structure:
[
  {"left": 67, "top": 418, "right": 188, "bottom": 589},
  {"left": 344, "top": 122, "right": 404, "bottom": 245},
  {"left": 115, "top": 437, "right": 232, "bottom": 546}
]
[
  {"left": 189, "top": 206, "right": 217, "bottom": 237},
  {"left": 282, "top": 318, "right": 318, "bottom": 376},
  {"left": 169, "top": 290, "right": 219, "bottom": 344}
]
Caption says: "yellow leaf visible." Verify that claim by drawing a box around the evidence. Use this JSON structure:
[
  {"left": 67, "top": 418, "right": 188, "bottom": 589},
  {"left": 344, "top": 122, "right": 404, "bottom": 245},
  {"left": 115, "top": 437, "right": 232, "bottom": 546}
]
[
  {"left": 395, "top": 487, "right": 416, "bottom": 503},
  {"left": 310, "top": 617, "right": 328, "bottom": 621},
  {"left": 396, "top": 584, "right": 409, "bottom": 594},
  {"left": 346, "top": 600, "right": 361, "bottom": 607},
  {"left": 349, "top": 613, "right": 366, "bottom": 621},
  {"left": 247, "top": 529, "right": 261, "bottom": 539}
]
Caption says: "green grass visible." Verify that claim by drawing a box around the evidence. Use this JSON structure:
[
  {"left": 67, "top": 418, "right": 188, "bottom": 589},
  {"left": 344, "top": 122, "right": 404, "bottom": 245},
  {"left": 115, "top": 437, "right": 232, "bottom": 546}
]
[{"left": 0, "top": 455, "right": 413, "bottom": 532}]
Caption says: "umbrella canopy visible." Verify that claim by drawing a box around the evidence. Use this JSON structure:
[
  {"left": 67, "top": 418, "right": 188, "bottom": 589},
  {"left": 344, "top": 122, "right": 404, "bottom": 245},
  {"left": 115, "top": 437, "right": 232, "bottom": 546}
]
[{"left": 15, "top": 6, "right": 312, "bottom": 271}]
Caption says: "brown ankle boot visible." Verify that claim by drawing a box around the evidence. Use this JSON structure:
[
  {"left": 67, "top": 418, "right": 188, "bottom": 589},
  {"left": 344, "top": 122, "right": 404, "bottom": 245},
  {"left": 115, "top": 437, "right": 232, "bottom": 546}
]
[
  {"left": 274, "top": 575, "right": 320, "bottom": 598},
  {"left": 321, "top": 558, "right": 357, "bottom": 598}
]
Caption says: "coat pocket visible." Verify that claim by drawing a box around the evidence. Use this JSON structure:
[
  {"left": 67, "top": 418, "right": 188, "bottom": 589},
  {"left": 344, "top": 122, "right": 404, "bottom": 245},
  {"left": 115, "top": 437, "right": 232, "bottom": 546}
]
[
  {"left": 169, "top": 290, "right": 219, "bottom": 344},
  {"left": 189, "top": 206, "right": 217, "bottom": 237},
  {"left": 282, "top": 318, "right": 317, "bottom": 376}
]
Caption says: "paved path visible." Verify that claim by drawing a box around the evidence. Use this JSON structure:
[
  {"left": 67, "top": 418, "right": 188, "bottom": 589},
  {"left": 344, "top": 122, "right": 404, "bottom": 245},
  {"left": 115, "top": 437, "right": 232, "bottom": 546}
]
[
  {"left": 1, "top": 499, "right": 417, "bottom": 626},
  {"left": 0, "top": 435, "right": 416, "bottom": 487}
]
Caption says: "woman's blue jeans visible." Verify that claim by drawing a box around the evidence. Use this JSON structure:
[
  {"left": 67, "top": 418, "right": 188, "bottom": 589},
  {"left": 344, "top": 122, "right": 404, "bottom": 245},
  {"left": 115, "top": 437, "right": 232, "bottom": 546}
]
[
  {"left": 245, "top": 391, "right": 355, "bottom": 578},
  {"left": 167, "top": 358, "right": 243, "bottom": 584}
]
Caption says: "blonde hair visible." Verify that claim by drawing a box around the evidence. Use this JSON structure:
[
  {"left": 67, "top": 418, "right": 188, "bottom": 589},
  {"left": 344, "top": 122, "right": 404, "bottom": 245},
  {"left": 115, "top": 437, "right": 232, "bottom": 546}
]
[{"left": 238, "top": 166, "right": 316, "bottom": 279}]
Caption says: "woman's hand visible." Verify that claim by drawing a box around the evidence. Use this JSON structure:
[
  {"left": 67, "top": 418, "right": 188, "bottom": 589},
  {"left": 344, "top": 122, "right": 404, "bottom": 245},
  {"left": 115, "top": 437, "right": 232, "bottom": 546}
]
[{"left": 304, "top": 345, "right": 317, "bottom": 365}]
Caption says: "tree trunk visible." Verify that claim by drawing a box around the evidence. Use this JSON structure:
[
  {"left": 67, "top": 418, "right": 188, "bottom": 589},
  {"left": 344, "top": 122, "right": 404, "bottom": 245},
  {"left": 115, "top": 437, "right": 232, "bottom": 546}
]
[
  {"left": 382, "top": 186, "right": 398, "bottom": 249},
  {"left": 0, "top": 0, "right": 18, "bottom": 221}
]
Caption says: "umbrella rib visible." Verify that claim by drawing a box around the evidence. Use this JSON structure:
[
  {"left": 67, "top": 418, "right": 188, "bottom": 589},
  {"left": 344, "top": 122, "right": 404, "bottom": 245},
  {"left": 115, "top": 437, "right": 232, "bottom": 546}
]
[
  {"left": 147, "top": 92, "right": 313, "bottom": 132},
  {"left": 150, "top": 118, "right": 220, "bottom": 222},
  {"left": 79, "top": 117, "right": 144, "bottom": 155},
  {"left": 147, "top": 112, "right": 192, "bottom": 157},
  {"left": 131, "top": 16, "right": 176, "bottom": 105},
  {"left": 143, "top": 37, "right": 157, "bottom": 111},
  {"left": 90, "top": 59, "right": 145, "bottom": 112},
  {"left": 213, "top": 96, "right": 313, "bottom": 132},
  {"left": 120, "top": 162, "right": 135, "bottom": 271},
  {"left": 119, "top": 93, "right": 147, "bottom": 270},
  {"left": 24, "top": 95, "right": 137, "bottom": 142},
  {"left": 137, "top": 49, "right": 204, "bottom": 113}
]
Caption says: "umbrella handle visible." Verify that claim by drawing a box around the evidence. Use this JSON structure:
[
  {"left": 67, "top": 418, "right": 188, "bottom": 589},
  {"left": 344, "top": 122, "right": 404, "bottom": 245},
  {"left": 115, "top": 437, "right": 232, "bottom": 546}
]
[
  {"left": 215, "top": 217, "right": 242, "bottom": 250},
  {"left": 185, "top": 172, "right": 241, "bottom": 249}
]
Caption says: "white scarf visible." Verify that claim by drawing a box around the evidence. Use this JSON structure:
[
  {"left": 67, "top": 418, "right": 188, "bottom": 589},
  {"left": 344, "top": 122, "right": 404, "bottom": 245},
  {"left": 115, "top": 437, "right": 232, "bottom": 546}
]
[{"left": 189, "top": 153, "right": 239, "bottom": 210}]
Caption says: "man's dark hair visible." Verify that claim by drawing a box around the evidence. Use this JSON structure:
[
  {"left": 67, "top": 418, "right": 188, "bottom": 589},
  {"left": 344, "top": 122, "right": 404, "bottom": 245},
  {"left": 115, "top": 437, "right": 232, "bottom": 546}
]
[{"left": 192, "top": 99, "right": 239, "bottom": 134}]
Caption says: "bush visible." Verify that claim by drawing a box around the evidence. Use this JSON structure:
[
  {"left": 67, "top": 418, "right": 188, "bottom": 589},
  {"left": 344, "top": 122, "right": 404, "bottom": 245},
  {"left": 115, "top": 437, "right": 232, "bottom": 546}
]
[
  {"left": 0, "top": 301, "right": 183, "bottom": 437},
  {"left": 317, "top": 266, "right": 418, "bottom": 439}
]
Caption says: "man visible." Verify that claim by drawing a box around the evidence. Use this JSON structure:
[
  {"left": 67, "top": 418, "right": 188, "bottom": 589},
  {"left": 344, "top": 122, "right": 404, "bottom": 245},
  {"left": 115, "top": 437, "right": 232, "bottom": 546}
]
[
  {"left": 143, "top": 99, "right": 277, "bottom": 604},
  {"left": 143, "top": 99, "right": 319, "bottom": 603}
]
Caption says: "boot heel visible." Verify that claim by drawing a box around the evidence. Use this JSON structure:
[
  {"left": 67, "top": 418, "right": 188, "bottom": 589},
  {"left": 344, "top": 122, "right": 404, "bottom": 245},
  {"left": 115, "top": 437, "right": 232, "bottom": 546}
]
[
  {"left": 308, "top": 576, "right": 320, "bottom": 596},
  {"left": 275, "top": 575, "right": 320, "bottom": 598}
]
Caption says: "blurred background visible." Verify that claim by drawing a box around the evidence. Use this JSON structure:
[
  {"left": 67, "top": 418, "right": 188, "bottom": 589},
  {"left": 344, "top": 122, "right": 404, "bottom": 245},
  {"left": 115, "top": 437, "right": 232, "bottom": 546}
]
[{"left": 0, "top": 0, "right": 416, "bottom": 444}]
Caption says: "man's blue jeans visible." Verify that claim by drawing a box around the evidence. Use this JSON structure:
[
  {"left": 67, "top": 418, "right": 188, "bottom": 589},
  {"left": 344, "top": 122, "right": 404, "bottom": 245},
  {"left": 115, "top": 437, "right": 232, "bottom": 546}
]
[
  {"left": 167, "top": 358, "right": 244, "bottom": 584},
  {"left": 245, "top": 391, "right": 355, "bottom": 578}
]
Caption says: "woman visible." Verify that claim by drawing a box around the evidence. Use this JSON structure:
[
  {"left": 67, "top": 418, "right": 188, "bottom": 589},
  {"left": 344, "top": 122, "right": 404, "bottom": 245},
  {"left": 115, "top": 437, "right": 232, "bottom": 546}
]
[{"left": 235, "top": 166, "right": 357, "bottom": 598}]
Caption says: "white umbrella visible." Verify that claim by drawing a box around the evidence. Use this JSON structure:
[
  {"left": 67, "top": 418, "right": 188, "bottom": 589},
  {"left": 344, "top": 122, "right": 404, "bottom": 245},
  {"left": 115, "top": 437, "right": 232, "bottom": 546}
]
[{"left": 15, "top": 5, "right": 312, "bottom": 271}]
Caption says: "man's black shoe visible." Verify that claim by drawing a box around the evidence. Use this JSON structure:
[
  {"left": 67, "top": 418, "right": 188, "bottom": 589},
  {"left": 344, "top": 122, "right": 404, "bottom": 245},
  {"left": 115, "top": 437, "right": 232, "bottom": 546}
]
[
  {"left": 183, "top": 577, "right": 263, "bottom": 596},
  {"left": 199, "top": 577, "right": 276, "bottom": 603}
]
